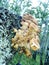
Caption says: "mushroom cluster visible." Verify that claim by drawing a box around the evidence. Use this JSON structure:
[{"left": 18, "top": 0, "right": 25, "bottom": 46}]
[{"left": 11, "top": 14, "right": 40, "bottom": 57}]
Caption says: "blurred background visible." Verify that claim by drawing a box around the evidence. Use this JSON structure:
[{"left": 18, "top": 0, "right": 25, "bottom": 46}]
[{"left": 0, "top": 0, "right": 49, "bottom": 65}]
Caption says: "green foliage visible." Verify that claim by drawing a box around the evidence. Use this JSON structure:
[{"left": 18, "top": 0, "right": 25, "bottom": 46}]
[
  {"left": 8, "top": 53, "right": 40, "bottom": 65},
  {"left": 8, "top": 53, "right": 45, "bottom": 65},
  {"left": 0, "top": 0, "right": 9, "bottom": 8}
]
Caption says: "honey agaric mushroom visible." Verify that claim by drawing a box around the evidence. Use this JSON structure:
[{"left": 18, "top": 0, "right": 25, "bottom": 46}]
[{"left": 11, "top": 14, "right": 40, "bottom": 57}]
